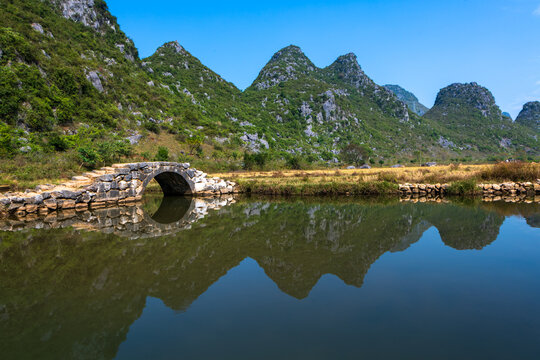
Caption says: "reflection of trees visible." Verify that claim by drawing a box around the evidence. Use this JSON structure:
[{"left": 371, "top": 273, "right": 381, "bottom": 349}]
[{"left": 0, "top": 199, "right": 533, "bottom": 359}]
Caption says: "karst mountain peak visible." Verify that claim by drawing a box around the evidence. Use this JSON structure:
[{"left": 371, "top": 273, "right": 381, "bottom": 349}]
[{"left": 0, "top": 0, "right": 537, "bottom": 164}]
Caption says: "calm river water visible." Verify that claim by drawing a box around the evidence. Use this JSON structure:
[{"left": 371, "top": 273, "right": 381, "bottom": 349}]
[{"left": 1, "top": 195, "right": 539, "bottom": 359}]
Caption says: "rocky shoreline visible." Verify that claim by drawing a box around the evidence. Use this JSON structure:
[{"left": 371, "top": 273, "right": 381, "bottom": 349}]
[
  {"left": 1, "top": 168, "right": 539, "bottom": 218},
  {"left": 399, "top": 181, "right": 540, "bottom": 197}
]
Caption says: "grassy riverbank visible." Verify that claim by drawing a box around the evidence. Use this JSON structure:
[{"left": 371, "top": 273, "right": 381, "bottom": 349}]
[
  {"left": 215, "top": 162, "right": 540, "bottom": 196},
  {"left": 0, "top": 159, "right": 538, "bottom": 195}
]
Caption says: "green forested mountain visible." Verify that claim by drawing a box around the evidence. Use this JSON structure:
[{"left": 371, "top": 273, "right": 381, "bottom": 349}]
[
  {"left": 141, "top": 41, "right": 242, "bottom": 123},
  {"left": 423, "top": 82, "right": 538, "bottom": 154},
  {"left": 0, "top": 0, "right": 203, "bottom": 156},
  {"left": 240, "top": 47, "right": 437, "bottom": 160},
  {"left": 384, "top": 84, "right": 429, "bottom": 116},
  {"left": 0, "top": 0, "right": 538, "bottom": 174}
]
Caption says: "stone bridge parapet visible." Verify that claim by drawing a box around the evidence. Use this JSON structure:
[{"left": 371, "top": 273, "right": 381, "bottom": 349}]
[{"left": 0, "top": 162, "right": 236, "bottom": 218}]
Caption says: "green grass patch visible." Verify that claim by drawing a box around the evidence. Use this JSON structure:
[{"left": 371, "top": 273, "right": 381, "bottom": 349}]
[{"left": 447, "top": 179, "right": 480, "bottom": 196}]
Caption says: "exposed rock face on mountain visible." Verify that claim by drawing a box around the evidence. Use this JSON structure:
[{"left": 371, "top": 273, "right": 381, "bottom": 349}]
[
  {"left": 251, "top": 45, "right": 316, "bottom": 90},
  {"left": 323, "top": 54, "right": 410, "bottom": 122},
  {"left": 428, "top": 82, "right": 501, "bottom": 120},
  {"left": 516, "top": 101, "right": 540, "bottom": 130},
  {"left": 324, "top": 53, "right": 372, "bottom": 89},
  {"left": 384, "top": 84, "right": 429, "bottom": 116},
  {"left": 55, "top": 0, "right": 108, "bottom": 30}
]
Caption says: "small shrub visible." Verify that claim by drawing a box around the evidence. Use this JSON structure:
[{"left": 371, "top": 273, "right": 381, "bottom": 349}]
[
  {"left": 97, "top": 140, "right": 132, "bottom": 164},
  {"left": 78, "top": 146, "right": 100, "bottom": 169},
  {"left": 144, "top": 121, "right": 160, "bottom": 134},
  {"left": 48, "top": 132, "right": 73, "bottom": 151},
  {"left": 447, "top": 179, "right": 479, "bottom": 196},
  {"left": 243, "top": 152, "right": 270, "bottom": 170},
  {"left": 141, "top": 151, "right": 151, "bottom": 160},
  {"left": 286, "top": 155, "right": 305, "bottom": 170},
  {"left": 77, "top": 139, "right": 132, "bottom": 169},
  {"left": 155, "top": 146, "right": 169, "bottom": 161},
  {"left": 187, "top": 132, "right": 204, "bottom": 155}
]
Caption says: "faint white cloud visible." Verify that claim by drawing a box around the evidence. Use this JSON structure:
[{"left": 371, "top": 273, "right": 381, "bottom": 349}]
[{"left": 534, "top": 5, "right": 540, "bottom": 16}]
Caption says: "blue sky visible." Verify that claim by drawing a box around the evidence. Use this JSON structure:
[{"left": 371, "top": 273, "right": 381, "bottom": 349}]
[{"left": 107, "top": 0, "right": 540, "bottom": 118}]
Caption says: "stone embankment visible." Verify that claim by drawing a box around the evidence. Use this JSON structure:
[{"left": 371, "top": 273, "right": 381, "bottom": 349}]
[
  {"left": 399, "top": 180, "right": 540, "bottom": 197},
  {"left": 0, "top": 162, "right": 236, "bottom": 218}
]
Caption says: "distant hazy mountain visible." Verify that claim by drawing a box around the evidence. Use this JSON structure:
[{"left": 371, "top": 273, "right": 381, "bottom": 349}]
[{"left": 384, "top": 85, "right": 429, "bottom": 116}]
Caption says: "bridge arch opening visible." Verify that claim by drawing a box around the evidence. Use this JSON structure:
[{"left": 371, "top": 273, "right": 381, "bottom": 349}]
[{"left": 141, "top": 169, "right": 195, "bottom": 196}]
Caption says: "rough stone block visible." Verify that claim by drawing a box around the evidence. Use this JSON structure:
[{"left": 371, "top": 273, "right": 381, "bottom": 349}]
[
  {"left": 75, "top": 203, "right": 88, "bottom": 211},
  {"left": 118, "top": 181, "right": 129, "bottom": 190},
  {"left": 108, "top": 190, "right": 120, "bottom": 199},
  {"left": 99, "top": 174, "right": 114, "bottom": 182},
  {"left": 115, "top": 168, "right": 130, "bottom": 175},
  {"left": 60, "top": 200, "right": 76, "bottom": 209},
  {"left": 25, "top": 204, "right": 38, "bottom": 213},
  {"left": 43, "top": 199, "right": 58, "bottom": 210},
  {"left": 8, "top": 202, "right": 23, "bottom": 212}
]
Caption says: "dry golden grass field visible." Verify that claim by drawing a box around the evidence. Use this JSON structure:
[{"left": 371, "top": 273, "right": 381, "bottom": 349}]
[
  {"left": 213, "top": 162, "right": 540, "bottom": 196},
  {"left": 214, "top": 163, "right": 539, "bottom": 184}
]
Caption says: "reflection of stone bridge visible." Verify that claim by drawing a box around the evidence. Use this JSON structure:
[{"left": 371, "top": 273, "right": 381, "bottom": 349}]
[
  {"left": 0, "top": 195, "right": 236, "bottom": 239},
  {"left": 0, "top": 162, "right": 236, "bottom": 217}
]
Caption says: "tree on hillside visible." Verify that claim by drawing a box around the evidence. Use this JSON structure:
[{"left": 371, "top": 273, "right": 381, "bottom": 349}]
[
  {"left": 187, "top": 133, "right": 204, "bottom": 155},
  {"left": 342, "top": 143, "right": 372, "bottom": 166}
]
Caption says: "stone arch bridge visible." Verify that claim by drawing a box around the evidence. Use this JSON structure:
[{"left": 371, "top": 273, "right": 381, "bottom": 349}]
[{"left": 0, "top": 162, "right": 236, "bottom": 217}]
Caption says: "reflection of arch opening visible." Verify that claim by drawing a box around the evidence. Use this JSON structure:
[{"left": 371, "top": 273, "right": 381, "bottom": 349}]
[
  {"left": 149, "top": 196, "right": 193, "bottom": 224},
  {"left": 142, "top": 169, "right": 195, "bottom": 196},
  {"left": 141, "top": 196, "right": 197, "bottom": 229}
]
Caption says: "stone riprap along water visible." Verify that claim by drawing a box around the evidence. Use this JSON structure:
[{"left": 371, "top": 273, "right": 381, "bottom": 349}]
[
  {"left": 399, "top": 181, "right": 540, "bottom": 198},
  {"left": 0, "top": 162, "right": 236, "bottom": 217}
]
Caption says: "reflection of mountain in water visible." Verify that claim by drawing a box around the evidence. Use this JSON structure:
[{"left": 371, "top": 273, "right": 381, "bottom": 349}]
[{"left": 0, "top": 198, "right": 538, "bottom": 359}]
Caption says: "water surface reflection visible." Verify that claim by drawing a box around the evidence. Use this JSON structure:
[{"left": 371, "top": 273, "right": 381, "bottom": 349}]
[{"left": 0, "top": 197, "right": 539, "bottom": 359}]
